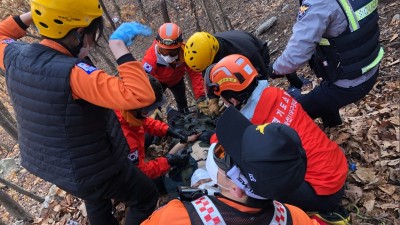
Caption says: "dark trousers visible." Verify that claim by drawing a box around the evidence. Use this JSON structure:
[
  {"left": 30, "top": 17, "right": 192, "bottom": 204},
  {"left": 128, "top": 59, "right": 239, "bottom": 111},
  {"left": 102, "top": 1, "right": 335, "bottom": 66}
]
[
  {"left": 295, "top": 70, "right": 378, "bottom": 127},
  {"left": 162, "top": 79, "right": 188, "bottom": 111},
  {"left": 278, "top": 181, "right": 345, "bottom": 213},
  {"left": 68, "top": 161, "right": 158, "bottom": 225}
]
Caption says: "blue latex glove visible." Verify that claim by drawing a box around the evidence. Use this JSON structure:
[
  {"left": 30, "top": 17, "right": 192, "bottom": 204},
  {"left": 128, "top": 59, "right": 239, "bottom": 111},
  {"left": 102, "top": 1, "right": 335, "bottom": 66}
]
[{"left": 110, "top": 22, "right": 152, "bottom": 46}]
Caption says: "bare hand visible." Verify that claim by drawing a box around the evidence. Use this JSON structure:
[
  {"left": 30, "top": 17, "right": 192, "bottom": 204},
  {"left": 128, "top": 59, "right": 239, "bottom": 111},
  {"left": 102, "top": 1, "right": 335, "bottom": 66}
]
[{"left": 188, "top": 133, "right": 202, "bottom": 142}]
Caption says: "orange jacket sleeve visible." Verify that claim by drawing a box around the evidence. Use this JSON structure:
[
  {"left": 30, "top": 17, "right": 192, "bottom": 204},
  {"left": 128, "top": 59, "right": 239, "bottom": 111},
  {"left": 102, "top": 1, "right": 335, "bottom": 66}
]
[
  {"left": 139, "top": 118, "right": 171, "bottom": 179},
  {"left": 115, "top": 111, "right": 171, "bottom": 179},
  {"left": 0, "top": 16, "right": 27, "bottom": 70},
  {"left": 70, "top": 60, "right": 155, "bottom": 110},
  {"left": 1, "top": 16, "right": 155, "bottom": 110},
  {"left": 140, "top": 200, "right": 191, "bottom": 225}
]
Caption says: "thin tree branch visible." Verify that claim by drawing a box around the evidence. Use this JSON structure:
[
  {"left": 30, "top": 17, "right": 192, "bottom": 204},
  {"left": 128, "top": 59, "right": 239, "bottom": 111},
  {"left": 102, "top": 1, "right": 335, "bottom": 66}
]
[
  {"left": 0, "top": 177, "right": 45, "bottom": 203},
  {"left": 214, "top": 0, "right": 232, "bottom": 30},
  {"left": 0, "top": 103, "right": 18, "bottom": 141},
  {"left": 99, "top": 0, "right": 117, "bottom": 31},
  {"left": 201, "top": 0, "right": 222, "bottom": 33},
  {"left": 111, "top": 0, "right": 122, "bottom": 21},
  {"left": 189, "top": 0, "right": 201, "bottom": 31},
  {"left": 160, "top": 0, "right": 171, "bottom": 23},
  {"left": 137, "top": 0, "right": 149, "bottom": 23},
  {"left": 0, "top": 189, "right": 33, "bottom": 222}
]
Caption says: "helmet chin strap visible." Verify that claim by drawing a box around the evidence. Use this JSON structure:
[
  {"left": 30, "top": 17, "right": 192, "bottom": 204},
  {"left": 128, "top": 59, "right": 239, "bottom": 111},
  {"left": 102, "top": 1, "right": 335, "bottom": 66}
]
[
  {"left": 225, "top": 97, "right": 246, "bottom": 111},
  {"left": 70, "top": 30, "right": 85, "bottom": 57}
]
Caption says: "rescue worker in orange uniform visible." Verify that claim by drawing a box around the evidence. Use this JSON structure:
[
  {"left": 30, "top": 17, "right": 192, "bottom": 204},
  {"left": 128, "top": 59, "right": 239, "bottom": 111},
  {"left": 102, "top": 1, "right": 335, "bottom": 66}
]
[
  {"left": 204, "top": 55, "right": 349, "bottom": 220},
  {"left": 140, "top": 107, "right": 323, "bottom": 225},
  {"left": 0, "top": 1, "right": 159, "bottom": 224},
  {"left": 142, "top": 23, "right": 208, "bottom": 113},
  {"left": 115, "top": 76, "right": 198, "bottom": 179}
]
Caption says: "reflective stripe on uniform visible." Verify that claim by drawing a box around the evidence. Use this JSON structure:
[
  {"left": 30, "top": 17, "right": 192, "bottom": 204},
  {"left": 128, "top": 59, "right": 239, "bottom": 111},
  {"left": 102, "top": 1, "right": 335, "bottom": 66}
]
[
  {"left": 319, "top": 38, "right": 330, "bottom": 46},
  {"left": 361, "top": 47, "right": 384, "bottom": 74},
  {"left": 191, "top": 196, "right": 289, "bottom": 225},
  {"left": 337, "top": 0, "right": 359, "bottom": 31},
  {"left": 191, "top": 196, "right": 226, "bottom": 225},
  {"left": 320, "top": 0, "right": 378, "bottom": 45},
  {"left": 272, "top": 201, "right": 288, "bottom": 225},
  {"left": 355, "top": 0, "right": 378, "bottom": 21}
]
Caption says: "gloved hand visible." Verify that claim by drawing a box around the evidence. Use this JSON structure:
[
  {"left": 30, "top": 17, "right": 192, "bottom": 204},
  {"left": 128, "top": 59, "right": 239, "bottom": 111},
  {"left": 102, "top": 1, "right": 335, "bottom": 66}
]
[
  {"left": 167, "top": 128, "right": 188, "bottom": 143},
  {"left": 286, "top": 72, "right": 303, "bottom": 89},
  {"left": 267, "top": 63, "right": 284, "bottom": 79},
  {"left": 196, "top": 96, "right": 210, "bottom": 115},
  {"left": 165, "top": 153, "right": 189, "bottom": 167},
  {"left": 110, "top": 21, "right": 152, "bottom": 46},
  {"left": 208, "top": 97, "right": 221, "bottom": 116}
]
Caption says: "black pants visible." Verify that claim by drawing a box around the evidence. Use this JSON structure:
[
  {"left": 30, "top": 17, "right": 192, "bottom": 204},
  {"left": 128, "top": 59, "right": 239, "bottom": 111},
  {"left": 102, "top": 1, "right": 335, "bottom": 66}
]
[
  {"left": 68, "top": 161, "right": 158, "bottom": 225},
  {"left": 278, "top": 181, "right": 345, "bottom": 213},
  {"left": 162, "top": 79, "right": 188, "bottom": 111},
  {"left": 295, "top": 70, "right": 378, "bottom": 127}
]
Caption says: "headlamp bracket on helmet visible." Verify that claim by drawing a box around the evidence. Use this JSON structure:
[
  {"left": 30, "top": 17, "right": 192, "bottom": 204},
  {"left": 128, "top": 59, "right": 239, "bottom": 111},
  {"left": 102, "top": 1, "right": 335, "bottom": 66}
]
[
  {"left": 204, "top": 64, "right": 221, "bottom": 96},
  {"left": 156, "top": 34, "right": 183, "bottom": 46}
]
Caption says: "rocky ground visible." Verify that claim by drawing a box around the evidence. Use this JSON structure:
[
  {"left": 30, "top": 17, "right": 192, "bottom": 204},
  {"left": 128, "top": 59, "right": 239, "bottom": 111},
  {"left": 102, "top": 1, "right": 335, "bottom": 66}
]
[{"left": 0, "top": 0, "right": 399, "bottom": 224}]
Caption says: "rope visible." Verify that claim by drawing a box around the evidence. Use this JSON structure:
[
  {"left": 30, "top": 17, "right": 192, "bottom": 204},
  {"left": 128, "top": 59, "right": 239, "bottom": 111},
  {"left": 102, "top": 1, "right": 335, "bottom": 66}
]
[
  {"left": 346, "top": 204, "right": 386, "bottom": 225},
  {"left": 331, "top": 212, "right": 351, "bottom": 225}
]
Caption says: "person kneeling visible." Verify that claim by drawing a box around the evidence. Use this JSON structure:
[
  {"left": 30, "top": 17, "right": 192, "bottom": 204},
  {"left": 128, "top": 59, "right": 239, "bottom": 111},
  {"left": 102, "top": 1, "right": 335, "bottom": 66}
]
[{"left": 140, "top": 106, "right": 322, "bottom": 225}]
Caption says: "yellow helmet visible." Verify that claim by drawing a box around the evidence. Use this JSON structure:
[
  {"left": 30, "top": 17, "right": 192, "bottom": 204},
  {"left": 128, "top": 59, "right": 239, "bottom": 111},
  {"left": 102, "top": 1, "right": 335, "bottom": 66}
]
[
  {"left": 31, "top": 0, "right": 103, "bottom": 39},
  {"left": 184, "top": 32, "right": 219, "bottom": 72}
]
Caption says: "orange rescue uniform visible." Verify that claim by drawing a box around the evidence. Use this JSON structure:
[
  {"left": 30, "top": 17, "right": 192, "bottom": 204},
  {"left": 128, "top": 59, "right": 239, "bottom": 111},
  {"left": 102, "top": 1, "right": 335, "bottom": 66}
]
[
  {"left": 140, "top": 198, "right": 322, "bottom": 225},
  {"left": 0, "top": 16, "right": 155, "bottom": 110}
]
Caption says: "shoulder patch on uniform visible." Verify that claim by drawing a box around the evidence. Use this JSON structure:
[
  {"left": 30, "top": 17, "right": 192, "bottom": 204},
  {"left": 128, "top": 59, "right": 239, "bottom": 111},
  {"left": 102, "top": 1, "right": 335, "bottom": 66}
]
[
  {"left": 298, "top": 3, "right": 311, "bottom": 20},
  {"left": 76, "top": 62, "right": 98, "bottom": 75},
  {"left": 1, "top": 39, "right": 15, "bottom": 44},
  {"left": 127, "top": 149, "right": 139, "bottom": 165},
  {"left": 143, "top": 62, "right": 153, "bottom": 73}
]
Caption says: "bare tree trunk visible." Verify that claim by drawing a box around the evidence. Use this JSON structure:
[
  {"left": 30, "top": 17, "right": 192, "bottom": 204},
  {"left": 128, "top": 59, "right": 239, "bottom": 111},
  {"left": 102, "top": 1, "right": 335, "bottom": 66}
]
[
  {"left": 0, "top": 177, "right": 45, "bottom": 203},
  {"left": 111, "top": 0, "right": 122, "bottom": 21},
  {"left": 0, "top": 100, "right": 17, "bottom": 127},
  {"left": 0, "top": 190, "right": 33, "bottom": 222},
  {"left": 93, "top": 48, "right": 116, "bottom": 74},
  {"left": 165, "top": 0, "right": 180, "bottom": 13},
  {"left": 214, "top": 0, "right": 232, "bottom": 30},
  {"left": 189, "top": 0, "right": 201, "bottom": 31},
  {"left": 160, "top": 0, "right": 171, "bottom": 23},
  {"left": 0, "top": 68, "right": 18, "bottom": 143},
  {"left": 201, "top": 0, "right": 221, "bottom": 33},
  {"left": 137, "top": 0, "right": 148, "bottom": 23},
  {"left": 99, "top": 0, "right": 117, "bottom": 31},
  {"left": 0, "top": 103, "right": 18, "bottom": 142}
]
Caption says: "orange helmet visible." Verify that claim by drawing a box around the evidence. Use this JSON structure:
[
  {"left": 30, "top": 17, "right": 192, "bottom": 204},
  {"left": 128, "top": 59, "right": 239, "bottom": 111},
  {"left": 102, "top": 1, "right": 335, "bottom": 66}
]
[
  {"left": 205, "top": 54, "right": 258, "bottom": 96},
  {"left": 156, "top": 23, "right": 183, "bottom": 49}
]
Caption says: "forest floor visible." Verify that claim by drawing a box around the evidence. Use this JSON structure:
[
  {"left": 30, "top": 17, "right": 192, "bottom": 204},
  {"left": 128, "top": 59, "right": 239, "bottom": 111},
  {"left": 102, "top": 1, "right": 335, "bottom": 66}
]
[{"left": 0, "top": 0, "right": 399, "bottom": 224}]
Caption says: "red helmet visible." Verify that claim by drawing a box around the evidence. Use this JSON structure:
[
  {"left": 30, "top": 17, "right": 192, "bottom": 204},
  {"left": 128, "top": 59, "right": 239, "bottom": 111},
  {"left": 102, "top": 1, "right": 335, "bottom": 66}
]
[
  {"left": 156, "top": 23, "right": 183, "bottom": 49},
  {"left": 205, "top": 54, "right": 258, "bottom": 96}
]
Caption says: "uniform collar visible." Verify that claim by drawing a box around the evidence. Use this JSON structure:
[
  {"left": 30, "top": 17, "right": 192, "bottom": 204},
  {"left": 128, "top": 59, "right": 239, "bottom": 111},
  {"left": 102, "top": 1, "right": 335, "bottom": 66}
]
[
  {"left": 216, "top": 196, "right": 262, "bottom": 213},
  {"left": 240, "top": 80, "right": 269, "bottom": 120},
  {"left": 40, "top": 39, "right": 73, "bottom": 57}
]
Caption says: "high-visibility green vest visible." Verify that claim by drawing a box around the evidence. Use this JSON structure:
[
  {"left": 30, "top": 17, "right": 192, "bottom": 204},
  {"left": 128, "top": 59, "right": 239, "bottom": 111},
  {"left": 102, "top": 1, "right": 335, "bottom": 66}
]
[{"left": 313, "top": 0, "right": 384, "bottom": 81}]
